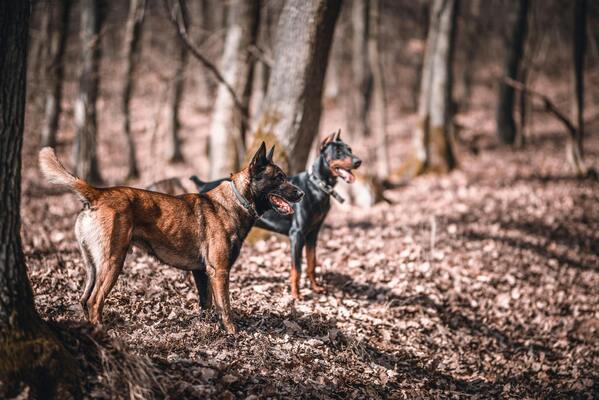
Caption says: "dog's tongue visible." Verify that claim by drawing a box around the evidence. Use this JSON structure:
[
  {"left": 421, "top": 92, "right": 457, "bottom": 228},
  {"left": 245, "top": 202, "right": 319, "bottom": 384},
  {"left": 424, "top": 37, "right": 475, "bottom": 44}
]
[
  {"left": 338, "top": 169, "right": 355, "bottom": 183},
  {"left": 271, "top": 195, "right": 294, "bottom": 214}
]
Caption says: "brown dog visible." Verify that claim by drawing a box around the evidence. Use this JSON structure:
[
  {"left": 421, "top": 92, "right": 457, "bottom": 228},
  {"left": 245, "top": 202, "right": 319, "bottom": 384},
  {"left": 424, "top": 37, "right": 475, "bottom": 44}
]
[{"left": 39, "top": 143, "right": 303, "bottom": 333}]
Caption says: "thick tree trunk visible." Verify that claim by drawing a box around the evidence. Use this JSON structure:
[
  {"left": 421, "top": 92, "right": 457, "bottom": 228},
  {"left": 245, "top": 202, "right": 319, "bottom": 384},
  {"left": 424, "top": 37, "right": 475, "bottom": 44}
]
[
  {"left": 73, "top": 0, "right": 103, "bottom": 184},
  {"left": 401, "top": 0, "right": 458, "bottom": 177},
  {"left": 40, "top": 0, "right": 72, "bottom": 148},
  {"left": 368, "top": 0, "right": 389, "bottom": 178},
  {"left": 209, "top": 0, "right": 260, "bottom": 179},
  {"left": 121, "top": 0, "right": 146, "bottom": 180},
  {"left": 0, "top": 3, "right": 77, "bottom": 397},
  {"left": 165, "top": 2, "right": 189, "bottom": 163},
  {"left": 251, "top": 0, "right": 342, "bottom": 174},
  {"left": 350, "top": 0, "right": 372, "bottom": 138},
  {"left": 568, "top": 0, "right": 587, "bottom": 176},
  {"left": 495, "top": 0, "right": 528, "bottom": 145}
]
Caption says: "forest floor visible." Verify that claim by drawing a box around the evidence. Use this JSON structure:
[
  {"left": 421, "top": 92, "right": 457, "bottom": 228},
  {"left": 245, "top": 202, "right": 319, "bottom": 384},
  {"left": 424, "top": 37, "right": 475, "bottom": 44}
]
[{"left": 20, "top": 86, "right": 599, "bottom": 397}]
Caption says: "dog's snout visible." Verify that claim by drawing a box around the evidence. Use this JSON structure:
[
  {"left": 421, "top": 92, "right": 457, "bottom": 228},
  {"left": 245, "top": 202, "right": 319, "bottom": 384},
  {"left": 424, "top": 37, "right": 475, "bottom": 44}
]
[
  {"left": 295, "top": 188, "right": 304, "bottom": 200},
  {"left": 353, "top": 157, "right": 362, "bottom": 168}
]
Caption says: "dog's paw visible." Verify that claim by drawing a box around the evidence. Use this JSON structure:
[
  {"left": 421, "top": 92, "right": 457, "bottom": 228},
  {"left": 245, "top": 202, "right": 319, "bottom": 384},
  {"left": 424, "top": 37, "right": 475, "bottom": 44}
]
[
  {"left": 310, "top": 283, "right": 326, "bottom": 294},
  {"left": 224, "top": 322, "right": 238, "bottom": 334}
]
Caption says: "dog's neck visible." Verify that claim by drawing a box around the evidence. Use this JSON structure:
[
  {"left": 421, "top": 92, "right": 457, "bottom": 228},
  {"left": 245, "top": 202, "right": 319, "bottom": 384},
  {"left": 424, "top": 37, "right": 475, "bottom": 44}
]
[
  {"left": 229, "top": 170, "right": 270, "bottom": 217},
  {"left": 312, "top": 155, "right": 337, "bottom": 187}
]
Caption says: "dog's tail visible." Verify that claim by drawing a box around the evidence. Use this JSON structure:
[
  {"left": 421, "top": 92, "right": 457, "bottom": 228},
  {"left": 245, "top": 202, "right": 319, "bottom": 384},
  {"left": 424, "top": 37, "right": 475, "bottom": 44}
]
[{"left": 39, "top": 147, "right": 100, "bottom": 204}]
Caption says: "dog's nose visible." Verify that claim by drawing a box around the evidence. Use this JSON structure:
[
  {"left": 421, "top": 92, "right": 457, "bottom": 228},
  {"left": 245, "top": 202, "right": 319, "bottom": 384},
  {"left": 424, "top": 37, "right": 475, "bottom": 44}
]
[
  {"left": 353, "top": 158, "right": 362, "bottom": 168},
  {"left": 295, "top": 189, "right": 304, "bottom": 200}
]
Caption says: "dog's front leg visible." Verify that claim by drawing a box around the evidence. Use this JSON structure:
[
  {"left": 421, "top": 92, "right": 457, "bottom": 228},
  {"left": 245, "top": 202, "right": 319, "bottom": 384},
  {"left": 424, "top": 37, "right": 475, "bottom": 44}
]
[
  {"left": 207, "top": 264, "right": 236, "bottom": 334},
  {"left": 192, "top": 268, "right": 213, "bottom": 310}
]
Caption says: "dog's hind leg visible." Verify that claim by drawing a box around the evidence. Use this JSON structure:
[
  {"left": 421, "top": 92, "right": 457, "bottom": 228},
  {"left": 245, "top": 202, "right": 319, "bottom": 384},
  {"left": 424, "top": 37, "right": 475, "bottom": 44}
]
[
  {"left": 192, "top": 265, "right": 213, "bottom": 310},
  {"left": 289, "top": 229, "right": 305, "bottom": 300},
  {"left": 85, "top": 210, "right": 132, "bottom": 325},
  {"left": 77, "top": 240, "right": 96, "bottom": 319},
  {"left": 305, "top": 228, "right": 325, "bottom": 294},
  {"left": 75, "top": 212, "right": 99, "bottom": 319}
]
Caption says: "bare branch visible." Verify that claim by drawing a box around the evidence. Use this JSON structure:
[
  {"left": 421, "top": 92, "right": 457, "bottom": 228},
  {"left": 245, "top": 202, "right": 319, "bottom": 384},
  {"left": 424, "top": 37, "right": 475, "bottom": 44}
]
[
  {"left": 503, "top": 77, "right": 577, "bottom": 139},
  {"left": 162, "top": 0, "right": 248, "bottom": 117}
]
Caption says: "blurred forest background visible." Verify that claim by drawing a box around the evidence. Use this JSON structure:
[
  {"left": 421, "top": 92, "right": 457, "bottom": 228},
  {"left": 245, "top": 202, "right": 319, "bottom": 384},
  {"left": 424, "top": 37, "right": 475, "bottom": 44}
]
[{"left": 1, "top": 0, "right": 598, "bottom": 398}]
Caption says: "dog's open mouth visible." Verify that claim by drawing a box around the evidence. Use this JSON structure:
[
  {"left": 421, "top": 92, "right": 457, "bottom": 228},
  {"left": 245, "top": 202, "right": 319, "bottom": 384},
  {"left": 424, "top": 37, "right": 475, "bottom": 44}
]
[
  {"left": 335, "top": 168, "right": 355, "bottom": 184},
  {"left": 268, "top": 193, "right": 294, "bottom": 215}
]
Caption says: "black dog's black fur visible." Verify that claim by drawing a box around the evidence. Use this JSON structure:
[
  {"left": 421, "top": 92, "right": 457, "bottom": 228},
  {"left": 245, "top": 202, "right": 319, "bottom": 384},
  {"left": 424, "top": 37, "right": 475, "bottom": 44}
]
[{"left": 195, "top": 131, "right": 361, "bottom": 298}]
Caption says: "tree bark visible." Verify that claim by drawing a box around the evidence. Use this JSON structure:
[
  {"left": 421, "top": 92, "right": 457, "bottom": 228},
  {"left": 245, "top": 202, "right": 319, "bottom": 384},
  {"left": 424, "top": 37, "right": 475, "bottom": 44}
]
[
  {"left": 400, "top": 0, "right": 458, "bottom": 177},
  {"left": 40, "top": 0, "right": 72, "bottom": 148},
  {"left": 368, "top": 0, "right": 389, "bottom": 178},
  {"left": 0, "top": 3, "right": 77, "bottom": 397},
  {"left": 250, "top": 0, "right": 342, "bottom": 174},
  {"left": 495, "top": 0, "right": 528, "bottom": 145},
  {"left": 165, "top": 1, "right": 189, "bottom": 163},
  {"left": 568, "top": 0, "right": 587, "bottom": 176},
  {"left": 350, "top": 0, "right": 372, "bottom": 138},
  {"left": 209, "top": 0, "right": 260, "bottom": 179},
  {"left": 73, "top": 0, "right": 103, "bottom": 184},
  {"left": 121, "top": 0, "right": 146, "bottom": 179}
]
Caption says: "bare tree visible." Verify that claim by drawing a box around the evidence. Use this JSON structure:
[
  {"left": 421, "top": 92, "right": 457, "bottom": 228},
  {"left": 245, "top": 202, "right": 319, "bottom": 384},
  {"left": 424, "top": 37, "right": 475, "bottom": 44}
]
[
  {"left": 350, "top": 0, "right": 373, "bottom": 138},
  {"left": 495, "top": 0, "right": 529, "bottom": 144},
  {"left": 0, "top": 2, "right": 77, "bottom": 397},
  {"left": 251, "top": 0, "right": 342, "bottom": 174},
  {"left": 73, "top": 0, "right": 103, "bottom": 184},
  {"left": 401, "top": 0, "right": 458, "bottom": 177},
  {"left": 121, "top": 0, "right": 146, "bottom": 179},
  {"left": 368, "top": 0, "right": 389, "bottom": 178},
  {"left": 208, "top": 0, "right": 260, "bottom": 179},
  {"left": 40, "top": 0, "right": 72, "bottom": 148},
  {"left": 165, "top": 1, "right": 189, "bottom": 163},
  {"left": 569, "top": 0, "right": 587, "bottom": 176}
]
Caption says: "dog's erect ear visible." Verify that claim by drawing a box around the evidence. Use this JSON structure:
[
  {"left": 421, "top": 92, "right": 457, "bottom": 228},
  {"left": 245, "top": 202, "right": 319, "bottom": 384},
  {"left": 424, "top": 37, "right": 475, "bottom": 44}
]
[
  {"left": 249, "top": 141, "right": 268, "bottom": 173},
  {"left": 267, "top": 145, "right": 275, "bottom": 162},
  {"left": 334, "top": 129, "right": 341, "bottom": 141},
  {"left": 320, "top": 132, "right": 336, "bottom": 151}
]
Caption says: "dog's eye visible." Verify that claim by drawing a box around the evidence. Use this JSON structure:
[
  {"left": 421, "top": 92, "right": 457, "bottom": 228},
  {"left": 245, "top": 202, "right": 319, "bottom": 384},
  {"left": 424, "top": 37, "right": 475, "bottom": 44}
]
[{"left": 348, "top": 147, "right": 352, "bottom": 153}]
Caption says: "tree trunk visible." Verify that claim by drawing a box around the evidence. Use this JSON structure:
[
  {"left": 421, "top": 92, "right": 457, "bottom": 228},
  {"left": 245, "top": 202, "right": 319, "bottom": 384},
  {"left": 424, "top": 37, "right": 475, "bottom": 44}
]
[
  {"left": 30, "top": 1, "right": 51, "bottom": 89},
  {"left": 495, "top": 0, "right": 529, "bottom": 145},
  {"left": 459, "top": 0, "right": 480, "bottom": 111},
  {"left": 40, "top": 0, "right": 72, "bottom": 148},
  {"left": 165, "top": 1, "right": 189, "bottom": 163},
  {"left": 401, "top": 0, "right": 458, "bottom": 177},
  {"left": 251, "top": 0, "right": 342, "bottom": 174},
  {"left": 368, "top": 0, "right": 389, "bottom": 178},
  {"left": 121, "top": 0, "right": 145, "bottom": 180},
  {"left": 568, "top": 0, "right": 587, "bottom": 176},
  {"left": 251, "top": 2, "right": 274, "bottom": 116},
  {"left": 0, "top": 3, "right": 77, "bottom": 397},
  {"left": 208, "top": 0, "right": 260, "bottom": 179},
  {"left": 350, "top": 0, "right": 372, "bottom": 138},
  {"left": 73, "top": 0, "right": 103, "bottom": 184},
  {"left": 195, "top": 0, "right": 218, "bottom": 111}
]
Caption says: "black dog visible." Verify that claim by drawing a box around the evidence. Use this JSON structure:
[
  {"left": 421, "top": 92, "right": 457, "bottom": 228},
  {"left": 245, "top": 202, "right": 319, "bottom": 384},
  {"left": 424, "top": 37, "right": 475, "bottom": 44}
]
[{"left": 195, "top": 130, "right": 361, "bottom": 299}]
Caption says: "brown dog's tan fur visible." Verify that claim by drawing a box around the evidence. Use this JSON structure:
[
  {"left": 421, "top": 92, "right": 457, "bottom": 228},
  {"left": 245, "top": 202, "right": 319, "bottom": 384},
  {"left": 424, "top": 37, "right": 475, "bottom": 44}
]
[{"left": 39, "top": 146, "right": 300, "bottom": 333}]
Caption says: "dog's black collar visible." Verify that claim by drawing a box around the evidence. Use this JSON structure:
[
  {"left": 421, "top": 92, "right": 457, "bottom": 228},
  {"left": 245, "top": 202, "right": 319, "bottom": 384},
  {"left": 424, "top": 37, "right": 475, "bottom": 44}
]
[
  {"left": 309, "top": 168, "right": 345, "bottom": 203},
  {"left": 229, "top": 180, "right": 258, "bottom": 218}
]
